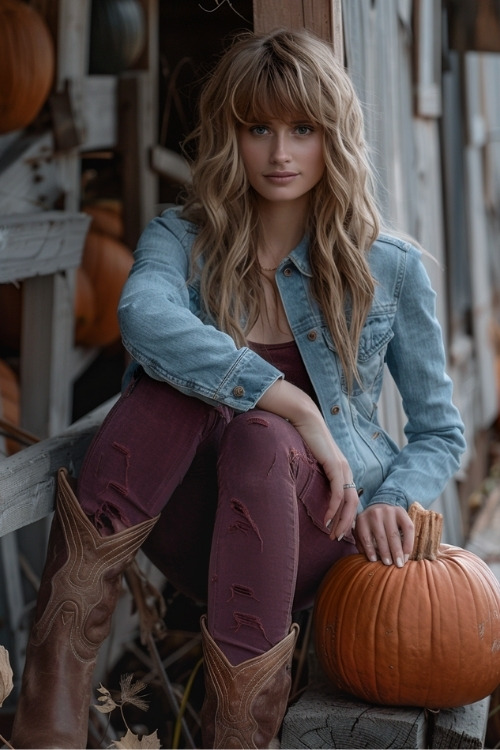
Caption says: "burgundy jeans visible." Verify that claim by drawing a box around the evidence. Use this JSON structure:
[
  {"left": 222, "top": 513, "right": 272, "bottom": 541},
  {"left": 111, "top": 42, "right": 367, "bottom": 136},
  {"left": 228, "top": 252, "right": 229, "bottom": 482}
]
[{"left": 77, "top": 369, "right": 357, "bottom": 665}]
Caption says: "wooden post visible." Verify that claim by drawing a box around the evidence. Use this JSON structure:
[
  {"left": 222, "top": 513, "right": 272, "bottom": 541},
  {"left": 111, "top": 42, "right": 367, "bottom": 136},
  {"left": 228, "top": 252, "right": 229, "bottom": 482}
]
[
  {"left": 118, "top": 70, "right": 158, "bottom": 249},
  {"left": 252, "top": 0, "right": 343, "bottom": 58},
  {"left": 118, "top": 0, "right": 159, "bottom": 249}
]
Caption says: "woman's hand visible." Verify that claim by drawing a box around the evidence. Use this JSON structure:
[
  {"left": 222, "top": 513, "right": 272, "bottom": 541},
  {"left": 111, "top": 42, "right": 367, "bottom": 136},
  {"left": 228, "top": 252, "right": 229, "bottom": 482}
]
[
  {"left": 257, "top": 379, "right": 358, "bottom": 541},
  {"left": 353, "top": 503, "right": 414, "bottom": 568}
]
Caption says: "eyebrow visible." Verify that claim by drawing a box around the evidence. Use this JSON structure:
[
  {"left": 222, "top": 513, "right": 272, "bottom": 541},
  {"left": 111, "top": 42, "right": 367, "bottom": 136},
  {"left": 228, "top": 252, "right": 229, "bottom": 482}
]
[{"left": 246, "top": 116, "right": 315, "bottom": 125}]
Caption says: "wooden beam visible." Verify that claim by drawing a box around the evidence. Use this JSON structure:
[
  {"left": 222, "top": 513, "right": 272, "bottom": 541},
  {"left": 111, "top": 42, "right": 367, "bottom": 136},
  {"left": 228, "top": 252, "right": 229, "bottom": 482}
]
[
  {"left": 80, "top": 76, "right": 118, "bottom": 151},
  {"left": 118, "top": 71, "right": 158, "bottom": 248},
  {"left": 0, "top": 211, "right": 89, "bottom": 282},
  {"left": 0, "top": 132, "right": 60, "bottom": 214},
  {"left": 0, "top": 398, "right": 116, "bottom": 538},
  {"left": 281, "top": 683, "right": 490, "bottom": 749},
  {"left": 282, "top": 685, "right": 428, "bottom": 748},
  {"left": 252, "top": 0, "right": 343, "bottom": 58},
  {"left": 20, "top": 273, "right": 74, "bottom": 438}
]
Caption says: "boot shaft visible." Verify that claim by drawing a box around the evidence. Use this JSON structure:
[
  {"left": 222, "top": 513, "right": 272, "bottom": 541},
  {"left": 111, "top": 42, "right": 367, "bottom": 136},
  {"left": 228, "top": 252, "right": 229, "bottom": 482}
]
[
  {"left": 11, "top": 468, "right": 158, "bottom": 749},
  {"left": 200, "top": 615, "right": 299, "bottom": 749}
]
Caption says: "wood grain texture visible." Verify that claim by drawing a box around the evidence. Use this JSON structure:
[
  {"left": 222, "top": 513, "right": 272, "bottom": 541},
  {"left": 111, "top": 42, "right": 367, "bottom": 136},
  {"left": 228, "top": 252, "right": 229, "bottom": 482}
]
[
  {"left": 282, "top": 684, "right": 427, "bottom": 749},
  {"left": 430, "top": 699, "right": 489, "bottom": 749},
  {"left": 252, "top": 0, "right": 343, "bottom": 58},
  {"left": 281, "top": 682, "right": 489, "bottom": 749},
  {"left": 0, "top": 397, "right": 116, "bottom": 537},
  {"left": 0, "top": 211, "right": 90, "bottom": 282}
]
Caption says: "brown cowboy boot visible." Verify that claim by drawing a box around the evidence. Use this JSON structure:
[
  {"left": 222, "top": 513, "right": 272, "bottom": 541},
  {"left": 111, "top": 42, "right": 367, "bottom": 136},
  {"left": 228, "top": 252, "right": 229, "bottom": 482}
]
[
  {"left": 11, "top": 467, "right": 159, "bottom": 749},
  {"left": 200, "top": 614, "right": 299, "bottom": 749}
]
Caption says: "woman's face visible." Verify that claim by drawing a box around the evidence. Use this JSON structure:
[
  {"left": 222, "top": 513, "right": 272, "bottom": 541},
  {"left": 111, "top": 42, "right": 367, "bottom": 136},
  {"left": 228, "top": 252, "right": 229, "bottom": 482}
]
[{"left": 237, "top": 115, "right": 325, "bottom": 210}]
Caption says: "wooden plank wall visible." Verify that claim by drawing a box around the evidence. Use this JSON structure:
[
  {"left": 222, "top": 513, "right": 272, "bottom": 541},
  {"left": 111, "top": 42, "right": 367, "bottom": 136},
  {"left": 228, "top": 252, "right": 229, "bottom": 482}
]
[
  {"left": 252, "top": 0, "right": 342, "bottom": 57},
  {"left": 342, "top": 0, "right": 500, "bottom": 542}
]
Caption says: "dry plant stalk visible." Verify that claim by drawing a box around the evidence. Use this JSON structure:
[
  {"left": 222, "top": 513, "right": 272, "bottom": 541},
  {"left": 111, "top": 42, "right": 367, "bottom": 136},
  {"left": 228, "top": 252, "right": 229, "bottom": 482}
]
[
  {"left": 0, "top": 645, "right": 13, "bottom": 706},
  {"left": 94, "top": 674, "right": 161, "bottom": 749}
]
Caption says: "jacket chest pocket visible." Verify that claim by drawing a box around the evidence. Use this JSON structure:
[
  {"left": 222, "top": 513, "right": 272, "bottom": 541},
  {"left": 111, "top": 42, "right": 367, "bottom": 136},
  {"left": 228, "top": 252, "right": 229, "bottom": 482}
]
[
  {"left": 352, "top": 314, "right": 394, "bottom": 395},
  {"left": 323, "top": 313, "right": 394, "bottom": 397}
]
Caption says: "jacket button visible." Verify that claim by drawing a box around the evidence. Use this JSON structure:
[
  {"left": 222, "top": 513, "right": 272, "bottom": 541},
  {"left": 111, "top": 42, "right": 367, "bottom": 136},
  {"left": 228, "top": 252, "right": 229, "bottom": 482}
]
[
  {"left": 307, "top": 330, "right": 317, "bottom": 341},
  {"left": 233, "top": 386, "right": 245, "bottom": 398},
  {"left": 330, "top": 405, "right": 340, "bottom": 415},
  {"left": 283, "top": 267, "right": 292, "bottom": 277},
  {"left": 358, "top": 487, "right": 364, "bottom": 496},
  {"left": 372, "top": 431, "right": 380, "bottom": 439}
]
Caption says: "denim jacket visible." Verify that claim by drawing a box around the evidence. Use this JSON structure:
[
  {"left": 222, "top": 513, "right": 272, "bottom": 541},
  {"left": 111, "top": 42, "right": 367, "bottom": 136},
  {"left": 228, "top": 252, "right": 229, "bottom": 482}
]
[{"left": 119, "top": 207, "right": 466, "bottom": 512}]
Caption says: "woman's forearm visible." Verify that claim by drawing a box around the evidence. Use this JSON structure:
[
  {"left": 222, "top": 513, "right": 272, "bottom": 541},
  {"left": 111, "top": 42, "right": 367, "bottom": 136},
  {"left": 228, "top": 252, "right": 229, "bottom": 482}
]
[{"left": 257, "top": 380, "right": 358, "bottom": 540}]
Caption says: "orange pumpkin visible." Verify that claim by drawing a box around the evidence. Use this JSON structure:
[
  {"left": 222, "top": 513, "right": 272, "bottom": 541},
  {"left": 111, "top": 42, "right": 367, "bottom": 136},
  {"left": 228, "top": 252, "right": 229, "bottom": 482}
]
[
  {"left": 74, "top": 266, "right": 97, "bottom": 342},
  {"left": 83, "top": 202, "right": 124, "bottom": 241},
  {"left": 0, "top": 0, "right": 55, "bottom": 134},
  {"left": 75, "top": 230, "right": 133, "bottom": 347},
  {"left": 0, "top": 359, "right": 20, "bottom": 455},
  {"left": 314, "top": 502, "right": 500, "bottom": 709}
]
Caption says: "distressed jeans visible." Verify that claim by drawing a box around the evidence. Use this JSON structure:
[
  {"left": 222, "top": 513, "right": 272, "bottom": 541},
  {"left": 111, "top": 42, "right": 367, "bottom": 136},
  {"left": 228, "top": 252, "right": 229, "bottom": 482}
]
[{"left": 77, "top": 369, "right": 357, "bottom": 665}]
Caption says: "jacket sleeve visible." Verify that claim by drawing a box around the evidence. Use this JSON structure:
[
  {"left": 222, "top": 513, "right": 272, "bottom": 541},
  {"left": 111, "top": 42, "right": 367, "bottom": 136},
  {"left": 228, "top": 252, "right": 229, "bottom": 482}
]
[
  {"left": 118, "top": 210, "right": 283, "bottom": 411},
  {"left": 367, "top": 243, "right": 466, "bottom": 510}
]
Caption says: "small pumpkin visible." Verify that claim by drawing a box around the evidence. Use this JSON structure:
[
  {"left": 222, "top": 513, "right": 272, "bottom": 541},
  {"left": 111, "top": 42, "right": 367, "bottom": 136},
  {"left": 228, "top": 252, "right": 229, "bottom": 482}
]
[
  {"left": 75, "top": 230, "right": 133, "bottom": 347},
  {"left": 74, "top": 266, "right": 97, "bottom": 343},
  {"left": 89, "top": 0, "right": 146, "bottom": 75},
  {"left": 0, "top": 0, "right": 55, "bottom": 134},
  {"left": 314, "top": 502, "right": 500, "bottom": 709},
  {"left": 83, "top": 201, "right": 124, "bottom": 241},
  {"left": 0, "top": 359, "right": 20, "bottom": 455}
]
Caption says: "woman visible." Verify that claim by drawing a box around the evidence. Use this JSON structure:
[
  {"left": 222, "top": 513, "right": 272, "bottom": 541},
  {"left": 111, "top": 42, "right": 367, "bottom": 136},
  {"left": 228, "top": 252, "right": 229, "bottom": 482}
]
[{"left": 12, "top": 28, "right": 465, "bottom": 749}]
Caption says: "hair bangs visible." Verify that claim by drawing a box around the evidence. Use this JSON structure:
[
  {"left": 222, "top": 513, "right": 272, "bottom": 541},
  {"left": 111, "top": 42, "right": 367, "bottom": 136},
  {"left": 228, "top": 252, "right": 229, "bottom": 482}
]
[{"left": 231, "top": 55, "right": 320, "bottom": 127}]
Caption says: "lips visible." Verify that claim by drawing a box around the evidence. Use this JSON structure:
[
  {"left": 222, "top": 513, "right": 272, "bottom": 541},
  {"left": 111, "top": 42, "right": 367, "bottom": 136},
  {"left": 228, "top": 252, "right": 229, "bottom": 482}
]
[
  {"left": 264, "top": 171, "right": 300, "bottom": 185},
  {"left": 265, "top": 171, "right": 298, "bottom": 178}
]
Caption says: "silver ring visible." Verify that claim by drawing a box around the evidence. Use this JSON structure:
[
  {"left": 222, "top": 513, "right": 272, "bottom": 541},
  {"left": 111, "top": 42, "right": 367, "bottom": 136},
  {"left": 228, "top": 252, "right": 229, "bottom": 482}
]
[{"left": 343, "top": 482, "right": 356, "bottom": 490}]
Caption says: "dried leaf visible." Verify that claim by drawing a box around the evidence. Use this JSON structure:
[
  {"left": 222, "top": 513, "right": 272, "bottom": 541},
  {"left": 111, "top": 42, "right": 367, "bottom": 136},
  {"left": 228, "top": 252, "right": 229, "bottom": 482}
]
[
  {"left": 119, "top": 674, "right": 149, "bottom": 712},
  {"left": 94, "top": 683, "right": 119, "bottom": 714},
  {"left": 0, "top": 646, "right": 13, "bottom": 707},
  {"left": 112, "top": 728, "right": 161, "bottom": 749}
]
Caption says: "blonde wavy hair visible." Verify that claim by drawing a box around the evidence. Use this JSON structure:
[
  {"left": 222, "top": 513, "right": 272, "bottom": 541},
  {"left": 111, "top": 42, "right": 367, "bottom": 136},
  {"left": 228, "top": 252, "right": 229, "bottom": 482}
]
[{"left": 181, "top": 28, "right": 380, "bottom": 387}]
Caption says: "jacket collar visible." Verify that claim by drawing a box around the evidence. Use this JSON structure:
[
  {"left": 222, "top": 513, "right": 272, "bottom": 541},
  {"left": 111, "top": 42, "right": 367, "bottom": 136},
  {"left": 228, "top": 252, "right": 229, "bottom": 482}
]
[{"left": 288, "top": 235, "right": 312, "bottom": 277}]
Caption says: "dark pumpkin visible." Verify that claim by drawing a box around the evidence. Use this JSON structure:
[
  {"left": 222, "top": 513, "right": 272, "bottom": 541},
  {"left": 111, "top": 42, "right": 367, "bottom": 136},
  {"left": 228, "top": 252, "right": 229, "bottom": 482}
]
[{"left": 89, "top": 0, "right": 146, "bottom": 75}]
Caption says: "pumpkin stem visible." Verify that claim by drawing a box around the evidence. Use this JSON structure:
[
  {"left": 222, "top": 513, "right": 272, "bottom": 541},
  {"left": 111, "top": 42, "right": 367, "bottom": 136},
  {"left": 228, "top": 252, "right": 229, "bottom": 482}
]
[{"left": 408, "top": 502, "right": 443, "bottom": 560}]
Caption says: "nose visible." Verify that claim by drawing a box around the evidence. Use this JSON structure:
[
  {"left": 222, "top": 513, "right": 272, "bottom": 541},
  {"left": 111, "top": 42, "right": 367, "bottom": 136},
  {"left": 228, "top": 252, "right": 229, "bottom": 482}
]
[{"left": 270, "top": 132, "right": 291, "bottom": 164}]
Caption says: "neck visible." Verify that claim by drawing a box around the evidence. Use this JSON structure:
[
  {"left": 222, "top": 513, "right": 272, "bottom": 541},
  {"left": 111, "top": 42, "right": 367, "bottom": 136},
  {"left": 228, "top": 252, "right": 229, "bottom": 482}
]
[{"left": 257, "top": 200, "right": 307, "bottom": 265}]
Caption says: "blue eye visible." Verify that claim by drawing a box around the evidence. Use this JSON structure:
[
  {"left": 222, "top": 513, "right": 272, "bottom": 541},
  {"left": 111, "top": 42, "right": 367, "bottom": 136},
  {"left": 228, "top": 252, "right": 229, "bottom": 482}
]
[
  {"left": 295, "top": 125, "right": 314, "bottom": 135},
  {"left": 250, "top": 125, "right": 269, "bottom": 136}
]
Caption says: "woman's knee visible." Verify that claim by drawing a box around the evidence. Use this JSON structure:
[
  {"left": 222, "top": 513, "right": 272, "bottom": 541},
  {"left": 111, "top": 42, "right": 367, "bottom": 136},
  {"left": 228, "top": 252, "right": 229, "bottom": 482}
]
[
  {"left": 218, "top": 410, "right": 304, "bottom": 486},
  {"left": 221, "top": 410, "right": 294, "bottom": 456}
]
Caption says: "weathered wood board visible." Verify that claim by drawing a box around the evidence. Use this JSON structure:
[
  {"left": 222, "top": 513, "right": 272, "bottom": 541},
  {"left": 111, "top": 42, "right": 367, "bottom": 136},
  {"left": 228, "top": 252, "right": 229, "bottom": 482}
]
[
  {"left": 0, "top": 211, "right": 90, "bottom": 282},
  {"left": 282, "top": 685, "right": 427, "bottom": 749},
  {"left": 281, "top": 681, "right": 490, "bottom": 749},
  {"left": 0, "top": 132, "right": 60, "bottom": 214},
  {"left": 252, "top": 0, "right": 342, "bottom": 56},
  {"left": 0, "top": 397, "right": 116, "bottom": 538},
  {"left": 80, "top": 75, "right": 118, "bottom": 151},
  {"left": 430, "top": 700, "right": 489, "bottom": 749}
]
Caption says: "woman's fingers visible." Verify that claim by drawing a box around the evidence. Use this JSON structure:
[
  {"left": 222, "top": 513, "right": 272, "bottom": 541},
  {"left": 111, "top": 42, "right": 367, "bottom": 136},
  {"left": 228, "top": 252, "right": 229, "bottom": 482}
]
[
  {"left": 325, "top": 482, "right": 358, "bottom": 540},
  {"left": 354, "top": 504, "right": 414, "bottom": 567}
]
